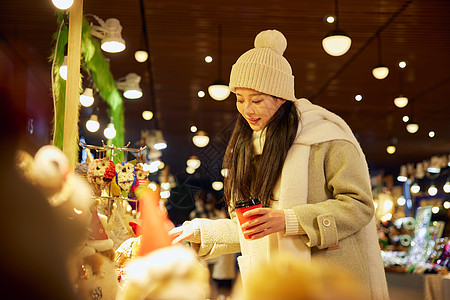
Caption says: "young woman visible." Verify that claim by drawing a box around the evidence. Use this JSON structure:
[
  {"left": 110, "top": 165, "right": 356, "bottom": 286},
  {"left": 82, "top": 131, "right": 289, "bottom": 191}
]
[{"left": 170, "top": 29, "right": 389, "bottom": 300}]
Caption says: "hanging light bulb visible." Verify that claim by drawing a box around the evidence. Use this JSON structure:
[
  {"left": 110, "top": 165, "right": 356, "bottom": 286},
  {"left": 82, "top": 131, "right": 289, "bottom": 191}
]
[
  {"left": 397, "top": 196, "right": 406, "bottom": 206},
  {"left": 86, "top": 114, "right": 100, "bottom": 132},
  {"left": 410, "top": 182, "right": 420, "bottom": 194},
  {"left": 208, "top": 80, "right": 230, "bottom": 101},
  {"left": 80, "top": 88, "right": 95, "bottom": 107},
  {"left": 212, "top": 181, "right": 224, "bottom": 191},
  {"left": 322, "top": 0, "right": 351, "bottom": 56},
  {"left": 208, "top": 25, "right": 230, "bottom": 101},
  {"left": 104, "top": 122, "right": 116, "bottom": 139},
  {"left": 397, "top": 165, "right": 407, "bottom": 182},
  {"left": 59, "top": 56, "right": 68, "bottom": 80},
  {"left": 192, "top": 130, "right": 210, "bottom": 148},
  {"left": 142, "top": 110, "right": 153, "bottom": 120},
  {"left": 372, "top": 34, "right": 389, "bottom": 79},
  {"left": 186, "top": 166, "right": 195, "bottom": 174},
  {"left": 386, "top": 145, "right": 396, "bottom": 155},
  {"left": 428, "top": 184, "right": 438, "bottom": 196},
  {"left": 406, "top": 120, "right": 419, "bottom": 133},
  {"left": 186, "top": 156, "right": 201, "bottom": 169},
  {"left": 444, "top": 179, "right": 450, "bottom": 193},
  {"left": 52, "top": 0, "right": 74, "bottom": 10},
  {"left": 394, "top": 96, "right": 409, "bottom": 108},
  {"left": 93, "top": 18, "right": 126, "bottom": 53},
  {"left": 134, "top": 49, "right": 148, "bottom": 63},
  {"left": 117, "top": 73, "right": 143, "bottom": 99}
]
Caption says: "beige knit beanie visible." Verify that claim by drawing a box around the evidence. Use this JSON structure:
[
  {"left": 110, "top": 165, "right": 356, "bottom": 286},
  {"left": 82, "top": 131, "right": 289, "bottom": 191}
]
[{"left": 229, "top": 29, "right": 296, "bottom": 101}]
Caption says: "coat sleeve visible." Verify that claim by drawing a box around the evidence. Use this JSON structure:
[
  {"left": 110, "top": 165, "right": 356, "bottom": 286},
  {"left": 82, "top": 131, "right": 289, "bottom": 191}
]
[
  {"left": 291, "top": 140, "right": 374, "bottom": 249},
  {"left": 189, "top": 216, "right": 241, "bottom": 259}
]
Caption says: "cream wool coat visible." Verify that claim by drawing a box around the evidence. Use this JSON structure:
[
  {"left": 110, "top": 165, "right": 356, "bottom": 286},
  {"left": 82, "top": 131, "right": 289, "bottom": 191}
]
[{"left": 189, "top": 99, "right": 389, "bottom": 300}]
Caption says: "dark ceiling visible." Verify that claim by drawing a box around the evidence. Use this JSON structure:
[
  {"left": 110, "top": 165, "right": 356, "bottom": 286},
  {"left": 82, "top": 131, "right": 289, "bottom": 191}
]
[{"left": 1, "top": 0, "right": 450, "bottom": 185}]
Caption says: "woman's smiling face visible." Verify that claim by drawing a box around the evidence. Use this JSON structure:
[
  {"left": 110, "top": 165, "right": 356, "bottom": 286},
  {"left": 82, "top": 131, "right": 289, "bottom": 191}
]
[{"left": 235, "top": 87, "right": 286, "bottom": 131}]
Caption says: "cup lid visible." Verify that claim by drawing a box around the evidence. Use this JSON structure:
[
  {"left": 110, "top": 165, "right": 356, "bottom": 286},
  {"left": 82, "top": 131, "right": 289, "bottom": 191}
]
[{"left": 234, "top": 197, "right": 261, "bottom": 209}]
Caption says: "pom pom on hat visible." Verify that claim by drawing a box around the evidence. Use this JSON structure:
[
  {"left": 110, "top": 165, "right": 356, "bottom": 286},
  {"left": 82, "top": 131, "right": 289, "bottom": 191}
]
[
  {"left": 254, "top": 29, "right": 287, "bottom": 55},
  {"left": 229, "top": 29, "right": 296, "bottom": 101}
]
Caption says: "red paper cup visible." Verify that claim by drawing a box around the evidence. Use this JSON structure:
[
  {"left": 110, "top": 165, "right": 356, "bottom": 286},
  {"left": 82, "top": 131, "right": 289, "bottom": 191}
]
[{"left": 235, "top": 198, "right": 262, "bottom": 239}]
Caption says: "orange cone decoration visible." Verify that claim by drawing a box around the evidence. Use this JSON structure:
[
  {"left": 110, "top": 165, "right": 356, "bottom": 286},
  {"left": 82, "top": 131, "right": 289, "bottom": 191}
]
[
  {"left": 88, "top": 209, "right": 108, "bottom": 241},
  {"left": 137, "top": 184, "right": 172, "bottom": 256}
]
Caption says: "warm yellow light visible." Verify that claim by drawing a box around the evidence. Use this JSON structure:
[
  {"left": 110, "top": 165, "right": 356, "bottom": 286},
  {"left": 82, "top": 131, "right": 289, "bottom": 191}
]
[
  {"left": 444, "top": 181, "right": 450, "bottom": 193},
  {"left": 397, "top": 196, "right": 406, "bottom": 206},
  {"left": 384, "top": 200, "right": 393, "bottom": 211},
  {"left": 198, "top": 91, "right": 205, "bottom": 98},
  {"left": 221, "top": 168, "right": 228, "bottom": 177},
  {"left": 192, "top": 130, "right": 210, "bottom": 148},
  {"left": 186, "top": 166, "right": 195, "bottom": 174},
  {"left": 402, "top": 115, "right": 409, "bottom": 123},
  {"left": 160, "top": 191, "right": 170, "bottom": 199},
  {"left": 134, "top": 50, "right": 148, "bottom": 63},
  {"left": 208, "top": 83, "right": 230, "bottom": 101},
  {"left": 411, "top": 183, "right": 420, "bottom": 194},
  {"left": 52, "top": 0, "right": 74, "bottom": 10},
  {"left": 432, "top": 206, "right": 439, "bottom": 214},
  {"left": 386, "top": 145, "right": 396, "bottom": 154},
  {"left": 372, "top": 65, "right": 389, "bottom": 80},
  {"left": 190, "top": 126, "right": 198, "bottom": 133},
  {"left": 428, "top": 131, "right": 435, "bottom": 138},
  {"left": 355, "top": 94, "right": 362, "bottom": 101},
  {"left": 205, "top": 56, "right": 213, "bottom": 63},
  {"left": 428, "top": 184, "right": 438, "bottom": 196},
  {"left": 148, "top": 183, "right": 157, "bottom": 191},
  {"left": 322, "top": 31, "right": 352, "bottom": 56},
  {"left": 161, "top": 182, "right": 170, "bottom": 190},
  {"left": 187, "top": 156, "right": 201, "bottom": 169},
  {"left": 444, "top": 201, "right": 450, "bottom": 209},
  {"left": 212, "top": 181, "right": 224, "bottom": 191},
  {"left": 394, "top": 96, "right": 408, "bottom": 108},
  {"left": 399, "top": 61, "right": 407, "bottom": 68},
  {"left": 326, "top": 16, "right": 335, "bottom": 23},
  {"left": 142, "top": 110, "right": 153, "bottom": 120},
  {"left": 406, "top": 122, "right": 419, "bottom": 134}
]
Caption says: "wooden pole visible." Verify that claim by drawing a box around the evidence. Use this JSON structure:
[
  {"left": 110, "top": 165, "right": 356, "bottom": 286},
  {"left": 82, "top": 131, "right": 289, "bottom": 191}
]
[{"left": 63, "top": 0, "right": 83, "bottom": 169}]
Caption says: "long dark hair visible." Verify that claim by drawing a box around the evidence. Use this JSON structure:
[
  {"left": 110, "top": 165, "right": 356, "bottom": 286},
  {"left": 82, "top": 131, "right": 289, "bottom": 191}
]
[{"left": 223, "top": 100, "right": 299, "bottom": 208}]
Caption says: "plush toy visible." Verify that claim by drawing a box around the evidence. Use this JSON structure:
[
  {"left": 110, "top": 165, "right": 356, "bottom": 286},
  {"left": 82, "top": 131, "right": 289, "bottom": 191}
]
[
  {"left": 114, "top": 161, "right": 137, "bottom": 196},
  {"left": 130, "top": 163, "right": 149, "bottom": 199},
  {"left": 75, "top": 210, "right": 118, "bottom": 300},
  {"left": 87, "top": 157, "right": 115, "bottom": 196}
]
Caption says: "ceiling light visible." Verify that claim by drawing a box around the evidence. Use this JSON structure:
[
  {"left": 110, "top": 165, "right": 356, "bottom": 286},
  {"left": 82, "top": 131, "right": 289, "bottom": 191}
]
[
  {"left": 427, "top": 156, "right": 441, "bottom": 173},
  {"left": 444, "top": 201, "right": 450, "bottom": 208},
  {"left": 394, "top": 96, "right": 408, "bottom": 108},
  {"left": 402, "top": 115, "right": 409, "bottom": 122},
  {"left": 406, "top": 120, "right": 419, "bottom": 133},
  {"left": 198, "top": 91, "right": 205, "bottom": 98},
  {"left": 322, "top": 1, "right": 351, "bottom": 56},
  {"left": 134, "top": 49, "right": 148, "bottom": 63},
  {"left": 59, "top": 56, "right": 67, "bottom": 80},
  {"left": 190, "top": 126, "right": 198, "bottom": 133},
  {"left": 186, "top": 156, "right": 201, "bottom": 169},
  {"left": 410, "top": 182, "right": 420, "bottom": 194},
  {"left": 444, "top": 179, "right": 450, "bottom": 193},
  {"left": 372, "top": 34, "right": 389, "bottom": 80},
  {"left": 91, "top": 17, "right": 126, "bottom": 53},
  {"left": 322, "top": 30, "right": 351, "bottom": 56},
  {"left": 186, "top": 166, "right": 195, "bottom": 174},
  {"left": 86, "top": 114, "right": 100, "bottom": 132},
  {"left": 428, "top": 131, "right": 435, "bottom": 138},
  {"left": 103, "top": 122, "right": 116, "bottom": 139},
  {"left": 192, "top": 130, "right": 210, "bottom": 148},
  {"left": 326, "top": 16, "right": 335, "bottom": 23},
  {"left": 397, "top": 196, "right": 406, "bottom": 206},
  {"left": 399, "top": 61, "right": 407, "bottom": 68},
  {"left": 432, "top": 206, "right": 439, "bottom": 214},
  {"left": 355, "top": 94, "right": 362, "bottom": 101},
  {"left": 397, "top": 165, "right": 407, "bottom": 182},
  {"left": 142, "top": 110, "right": 153, "bottom": 120},
  {"left": 428, "top": 184, "right": 438, "bottom": 196},
  {"left": 117, "top": 73, "right": 143, "bottom": 99},
  {"left": 205, "top": 56, "right": 213, "bottom": 63},
  {"left": 212, "top": 181, "right": 224, "bottom": 191},
  {"left": 80, "top": 88, "right": 94, "bottom": 107},
  {"left": 372, "top": 65, "right": 389, "bottom": 80},
  {"left": 208, "top": 25, "right": 230, "bottom": 101},
  {"left": 386, "top": 145, "right": 396, "bottom": 155},
  {"left": 52, "top": 0, "right": 74, "bottom": 10}
]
